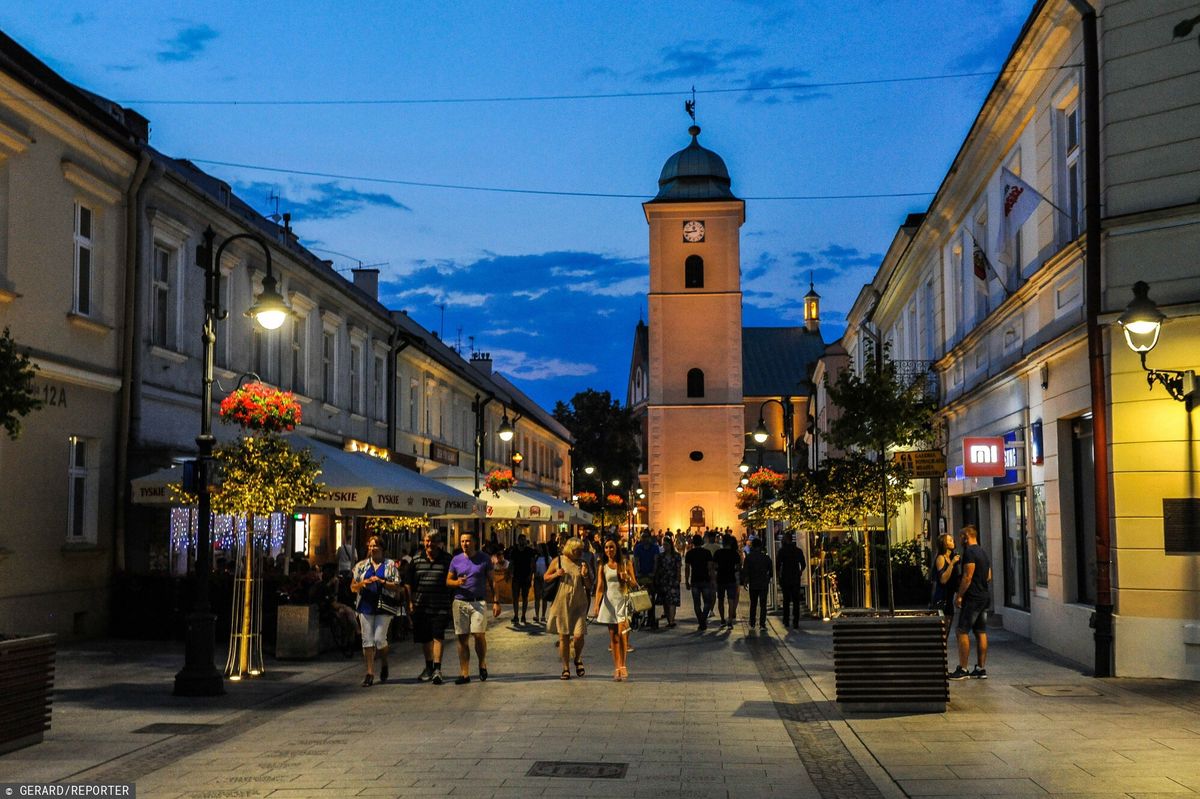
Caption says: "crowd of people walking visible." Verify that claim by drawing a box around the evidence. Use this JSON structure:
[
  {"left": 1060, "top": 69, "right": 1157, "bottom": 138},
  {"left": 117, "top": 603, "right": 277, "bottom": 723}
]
[{"left": 336, "top": 526, "right": 807, "bottom": 688}]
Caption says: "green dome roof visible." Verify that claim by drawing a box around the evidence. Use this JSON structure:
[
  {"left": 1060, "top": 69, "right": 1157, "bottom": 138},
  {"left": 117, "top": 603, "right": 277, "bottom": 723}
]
[{"left": 653, "top": 125, "right": 737, "bottom": 202}]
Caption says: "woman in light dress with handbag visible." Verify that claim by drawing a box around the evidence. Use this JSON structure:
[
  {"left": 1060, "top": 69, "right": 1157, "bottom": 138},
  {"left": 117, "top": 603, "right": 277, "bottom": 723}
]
[
  {"left": 592, "top": 539, "right": 638, "bottom": 681},
  {"left": 545, "top": 538, "right": 592, "bottom": 680}
]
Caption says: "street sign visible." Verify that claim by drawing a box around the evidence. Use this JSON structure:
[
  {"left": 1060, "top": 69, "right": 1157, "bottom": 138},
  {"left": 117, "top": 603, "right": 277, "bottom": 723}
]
[{"left": 892, "top": 449, "right": 946, "bottom": 478}]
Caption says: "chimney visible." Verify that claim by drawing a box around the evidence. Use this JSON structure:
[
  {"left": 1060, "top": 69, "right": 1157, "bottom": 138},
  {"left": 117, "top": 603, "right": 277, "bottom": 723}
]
[
  {"left": 352, "top": 268, "right": 379, "bottom": 300},
  {"left": 470, "top": 351, "right": 493, "bottom": 375}
]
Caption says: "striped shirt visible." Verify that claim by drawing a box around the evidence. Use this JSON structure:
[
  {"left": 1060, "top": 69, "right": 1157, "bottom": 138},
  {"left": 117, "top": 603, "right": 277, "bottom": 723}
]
[{"left": 405, "top": 550, "right": 453, "bottom": 613}]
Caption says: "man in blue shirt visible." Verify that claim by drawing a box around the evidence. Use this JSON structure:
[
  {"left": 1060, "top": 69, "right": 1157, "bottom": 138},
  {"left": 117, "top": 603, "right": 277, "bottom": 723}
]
[
  {"left": 447, "top": 532, "right": 500, "bottom": 685},
  {"left": 632, "top": 531, "right": 660, "bottom": 629}
]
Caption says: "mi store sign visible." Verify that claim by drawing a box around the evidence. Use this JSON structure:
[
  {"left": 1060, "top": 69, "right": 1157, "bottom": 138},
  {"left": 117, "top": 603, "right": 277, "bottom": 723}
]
[{"left": 962, "top": 436, "right": 1007, "bottom": 478}]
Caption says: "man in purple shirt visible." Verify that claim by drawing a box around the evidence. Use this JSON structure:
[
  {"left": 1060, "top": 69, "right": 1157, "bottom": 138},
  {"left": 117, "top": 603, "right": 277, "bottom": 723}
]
[{"left": 447, "top": 532, "right": 500, "bottom": 684}]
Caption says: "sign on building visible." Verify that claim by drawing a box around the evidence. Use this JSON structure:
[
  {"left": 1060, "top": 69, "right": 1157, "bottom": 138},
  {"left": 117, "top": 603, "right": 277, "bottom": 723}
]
[
  {"left": 892, "top": 449, "right": 947, "bottom": 478},
  {"left": 962, "top": 436, "right": 1006, "bottom": 477}
]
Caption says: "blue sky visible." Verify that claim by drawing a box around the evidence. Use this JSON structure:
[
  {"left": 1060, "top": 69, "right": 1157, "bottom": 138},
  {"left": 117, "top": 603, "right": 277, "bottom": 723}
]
[{"left": 2, "top": 1, "right": 1031, "bottom": 408}]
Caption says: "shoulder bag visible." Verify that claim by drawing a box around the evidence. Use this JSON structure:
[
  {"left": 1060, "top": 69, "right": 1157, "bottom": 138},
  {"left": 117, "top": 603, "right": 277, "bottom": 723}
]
[{"left": 543, "top": 557, "right": 563, "bottom": 603}]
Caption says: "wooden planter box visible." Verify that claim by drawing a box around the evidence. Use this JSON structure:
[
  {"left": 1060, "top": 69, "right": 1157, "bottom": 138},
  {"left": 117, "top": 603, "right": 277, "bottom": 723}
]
[
  {"left": 833, "top": 610, "right": 948, "bottom": 713},
  {"left": 275, "top": 605, "right": 319, "bottom": 660},
  {"left": 0, "top": 633, "right": 55, "bottom": 754}
]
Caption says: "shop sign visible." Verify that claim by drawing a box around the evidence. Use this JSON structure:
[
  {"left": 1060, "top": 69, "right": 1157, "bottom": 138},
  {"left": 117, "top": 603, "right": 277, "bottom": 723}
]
[
  {"left": 962, "top": 436, "right": 1006, "bottom": 477},
  {"left": 429, "top": 442, "right": 459, "bottom": 466},
  {"left": 893, "top": 449, "right": 946, "bottom": 478},
  {"left": 529, "top": 505, "right": 542, "bottom": 518},
  {"left": 992, "top": 429, "right": 1025, "bottom": 487},
  {"left": 1030, "top": 419, "right": 1044, "bottom": 465}
]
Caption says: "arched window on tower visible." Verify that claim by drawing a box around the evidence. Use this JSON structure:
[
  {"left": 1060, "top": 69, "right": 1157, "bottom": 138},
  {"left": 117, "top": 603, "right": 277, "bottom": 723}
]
[
  {"left": 684, "top": 255, "right": 704, "bottom": 289},
  {"left": 686, "top": 368, "right": 704, "bottom": 398}
]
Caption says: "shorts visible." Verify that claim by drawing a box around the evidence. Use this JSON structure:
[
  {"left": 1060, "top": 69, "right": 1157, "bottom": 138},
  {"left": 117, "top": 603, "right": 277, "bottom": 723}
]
[
  {"left": 452, "top": 598, "right": 489, "bottom": 635},
  {"left": 358, "top": 612, "right": 392, "bottom": 649},
  {"left": 956, "top": 599, "right": 989, "bottom": 634},
  {"left": 717, "top": 582, "right": 739, "bottom": 602},
  {"left": 411, "top": 608, "right": 450, "bottom": 643}
]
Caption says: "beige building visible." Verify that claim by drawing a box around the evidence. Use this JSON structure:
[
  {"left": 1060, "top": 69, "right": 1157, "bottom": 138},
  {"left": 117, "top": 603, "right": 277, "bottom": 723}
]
[
  {"left": 824, "top": 0, "right": 1200, "bottom": 679},
  {"left": 0, "top": 32, "right": 146, "bottom": 636}
]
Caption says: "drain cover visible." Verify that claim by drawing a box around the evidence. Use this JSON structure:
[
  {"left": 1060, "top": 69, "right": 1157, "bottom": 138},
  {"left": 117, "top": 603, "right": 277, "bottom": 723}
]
[
  {"left": 1026, "top": 685, "right": 1102, "bottom": 697},
  {"left": 134, "top": 723, "right": 222, "bottom": 735},
  {"left": 527, "top": 761, "right": 628, "bottom": 779}
]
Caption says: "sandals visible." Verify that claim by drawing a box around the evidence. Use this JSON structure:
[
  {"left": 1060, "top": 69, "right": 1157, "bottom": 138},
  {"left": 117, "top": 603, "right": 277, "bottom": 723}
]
[
  {"left": 561, "top": 668, "right": 571, "bottom": 680},
  {"left": 574, "top": 659, "right": 585, "bottom": 677},
  {"left": 361, "top": 673, "right": 374, "bottom": 687}
]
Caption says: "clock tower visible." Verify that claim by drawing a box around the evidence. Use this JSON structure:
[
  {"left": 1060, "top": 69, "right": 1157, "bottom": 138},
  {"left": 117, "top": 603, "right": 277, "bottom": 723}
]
[{"left": 643, "top": 125, "right": 745, "bottom": 532}]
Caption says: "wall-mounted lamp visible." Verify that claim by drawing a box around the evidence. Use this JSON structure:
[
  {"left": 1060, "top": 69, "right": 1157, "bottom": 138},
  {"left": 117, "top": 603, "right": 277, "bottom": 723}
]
[
  {"left": 1117, "top": 281, "right": 1196, "bottom": 409},
  {"left": 1039, "top": 363, "right": 1049, "bottom": 391}
]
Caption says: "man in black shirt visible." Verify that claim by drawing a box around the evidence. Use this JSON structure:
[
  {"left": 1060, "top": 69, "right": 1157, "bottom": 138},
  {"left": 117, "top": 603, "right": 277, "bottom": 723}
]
[
  {"left": 406, "top": 531, "right": 453, "bottom": 685},
  {"left": 713, "top": 534, "right": 742, "bottom": 627},
  {"left": 776, "top": 532, "right": 808, "bottom": 628},
  {"left": 506, "top": 534, "right": 538, "bottom": 624},
  {"left": 949, "top": 524, "right": 992, "bottom": 680},
  {"left": 684, "top": 533, "right": 716, "bottom": 631}
]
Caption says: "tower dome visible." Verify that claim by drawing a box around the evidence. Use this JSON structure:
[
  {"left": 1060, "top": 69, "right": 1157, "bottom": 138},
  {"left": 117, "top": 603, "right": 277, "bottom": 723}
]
[{"left": 652, "top": 125, "right": 737, "bottom": 202}]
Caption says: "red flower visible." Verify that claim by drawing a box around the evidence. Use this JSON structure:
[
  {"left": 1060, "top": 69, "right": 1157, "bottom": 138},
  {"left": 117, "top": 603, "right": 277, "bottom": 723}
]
[
  {"left": 484, "top": 469, "right": 515, "bottom": 495},
  {"left": 219, "top": 382, "right": 302, "bottom": 432}
]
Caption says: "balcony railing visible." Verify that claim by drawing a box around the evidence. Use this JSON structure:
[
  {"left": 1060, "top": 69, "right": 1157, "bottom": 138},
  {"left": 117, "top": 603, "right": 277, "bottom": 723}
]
[{"left": 892, "top": 360, "right": 939, "bottom": 404}]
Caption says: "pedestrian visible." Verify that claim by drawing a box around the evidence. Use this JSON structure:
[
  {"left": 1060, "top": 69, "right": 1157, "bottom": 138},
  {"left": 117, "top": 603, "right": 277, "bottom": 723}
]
[
  {"left": 446, "top": 532, "right": 501, "bottom": 684},
  {"left": 632, "top": 530, "right": 660, "bottom": 629},
  {"left": 593, "top": 538, "right": 636, "bottom": 681},
  {"left": 507, "top": 534, "right": 537, "bottom": 624},
  {"left": 350, "top": 535, "right": 403, "bottom": 686},
  {"left": 533, "top": 542, "right": 552, "bottom": 623},
  {"left": 930, "top": 532, "right": 961, "bottom": 648},
  {"left": 684, "top": 533, "right": 716, "bottom": 631},
  {"left": 406, "top": 530, "right": 453, "bottom": 686},
  {"left": 742, "top": 537, "right": 773, "bottom": 631},
  {"left": 545, "top": 537, "right": 592, "bottom": 679},
  {"left": 776, "top": 531, "right": 808, "bottom": 628},
  {"left": 653, "top": 535, "right": 682, "bottom": 628},
  {"left": 949, "top": 525, "right": 991, "bottom": 680},
  {"left": 713, "top": 533, "right": 742, "bottom": 628},
  {"left": 337, "top": 538, "right": 357, "bottom": 579}
]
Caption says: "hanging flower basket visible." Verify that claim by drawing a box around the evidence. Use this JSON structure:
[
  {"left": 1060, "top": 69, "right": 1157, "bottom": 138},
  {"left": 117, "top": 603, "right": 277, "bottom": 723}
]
[
  {"left": 219, "top": 382, "right": 302, "bottom": 432},
  {"left": 736, "top": 487, "right": 760, "bottom": 511},
  {"left": 747, "top": 467, "right": 785, "bottom": 492},
  {"left": 575, "top": 491, "right": 599, "bottom": 511},
  {"left": 605, "top": 493, "right": 625, "bottom": 507},
  {"left": 485, "top": 469, "right": 515, "bottom": 496}
]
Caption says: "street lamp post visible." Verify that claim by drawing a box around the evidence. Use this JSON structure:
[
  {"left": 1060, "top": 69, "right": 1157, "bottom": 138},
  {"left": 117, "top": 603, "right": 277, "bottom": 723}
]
[
  {"left": 751, "top": 396, "right": 795, "bottom": 479},
  {"left": 175, "top": 226, "right": 290, "bottom": 697}
]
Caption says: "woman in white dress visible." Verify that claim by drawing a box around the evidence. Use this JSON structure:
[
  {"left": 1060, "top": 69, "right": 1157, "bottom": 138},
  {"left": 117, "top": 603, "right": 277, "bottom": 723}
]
[{"left": 592, "top": 538, "right": 637, "bottom": 681}]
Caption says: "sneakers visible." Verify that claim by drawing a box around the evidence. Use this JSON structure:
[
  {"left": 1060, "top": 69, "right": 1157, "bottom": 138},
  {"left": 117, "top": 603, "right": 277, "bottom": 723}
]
[
  {"left": 417, "top": 666, "right": 433, "bottom": 682},
  {"left": 431, "top": 669, "right": 444, "bottom": 685},
  {"left": 948, "top": 666, "right": 970, "bottom": 680},
  {"left": 969, "top": 666, "right": 988, "bottom": 680}
]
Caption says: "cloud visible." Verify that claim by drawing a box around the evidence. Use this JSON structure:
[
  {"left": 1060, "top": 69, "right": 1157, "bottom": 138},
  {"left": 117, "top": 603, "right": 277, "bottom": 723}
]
[
  {"left": 581, "top": 65, "right": 620, "bottom": 80},
  {"left": 483, "top": 328, "right": 540, "bottom": 338},
  {"left": 488, "top": 348, "right": 598, "bottom": 381},
  {"left": 819, "top": 244, "right": 881, "bottom": 270},
  {"left": 513, "top": 288, "right": 548, "bottom": 301},
  {"left": 549, "top": 267, "right": 594, "bottom": 278},
  {"left": 734, "top": 66, "right": 827, "bottom": 104},
  {"left": 643, "top": 40, "right": 762, "bottom": 83},
  {"left": 395, "top": 287, "right": 490, "bottom": 308},
  {"left": 232, "top": 180, "right": 410, "bottom": 222},
  {"left": 70, "top": 12, "right": 97, "bottom": 25},
  {"left": 157, "top": 23, "right": 219, "bottom": 63}
]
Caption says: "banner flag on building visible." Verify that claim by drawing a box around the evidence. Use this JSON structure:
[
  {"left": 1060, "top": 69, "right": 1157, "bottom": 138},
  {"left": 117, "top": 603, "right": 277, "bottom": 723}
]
[
  {"left": 996, "top": 167, "right": 1044, "bottom": 264},
  {"left": 969, "top": 231, "right": 1011, "bottom": 298}
]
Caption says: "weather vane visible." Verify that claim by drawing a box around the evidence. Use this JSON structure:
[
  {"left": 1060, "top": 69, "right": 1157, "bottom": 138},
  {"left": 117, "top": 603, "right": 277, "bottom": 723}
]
[{"left": 685, "top": 85, "right": 696, "bottom": 124}]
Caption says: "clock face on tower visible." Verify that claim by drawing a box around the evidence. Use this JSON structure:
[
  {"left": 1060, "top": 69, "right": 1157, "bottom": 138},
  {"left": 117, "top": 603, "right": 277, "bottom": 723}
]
[{"left": 682, "top": 220, "right": 705, "bottom": 243}]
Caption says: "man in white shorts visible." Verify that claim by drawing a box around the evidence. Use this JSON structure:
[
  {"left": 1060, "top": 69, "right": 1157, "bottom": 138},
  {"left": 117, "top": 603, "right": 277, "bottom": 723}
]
[{"left": 446, "top": 532, "right": 500, "bottom": 685}]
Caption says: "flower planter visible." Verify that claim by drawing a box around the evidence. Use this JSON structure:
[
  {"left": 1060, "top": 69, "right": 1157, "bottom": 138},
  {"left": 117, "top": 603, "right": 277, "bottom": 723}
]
[
  {"left": 832, "top": 610, "right": 947, "bottom": 713},
  {"left": 0, "top": 633, "right": 55, "bottom": 754}
]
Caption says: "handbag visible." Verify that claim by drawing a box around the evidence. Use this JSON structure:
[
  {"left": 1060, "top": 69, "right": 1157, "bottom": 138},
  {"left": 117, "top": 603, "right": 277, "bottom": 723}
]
[
  {"left": 542, "top": 557, "right": 562, "bottom": 604},
  {"left": 628, "top": 588, "right": 652, "bottom": 613}
]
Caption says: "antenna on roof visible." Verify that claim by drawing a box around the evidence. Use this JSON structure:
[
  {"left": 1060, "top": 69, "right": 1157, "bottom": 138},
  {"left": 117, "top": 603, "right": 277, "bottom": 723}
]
[
  {"left": 455, "top": 326, "right": 463, "bottom": 353},
  {"left": 437, "top": 303, "right": 446, "bottom": 340},
  {"left": 468, "top": 335, "right": 475, "bottom": 355},
  {"left": 266, "top": 190, "right": 282, "bottom": 223}
]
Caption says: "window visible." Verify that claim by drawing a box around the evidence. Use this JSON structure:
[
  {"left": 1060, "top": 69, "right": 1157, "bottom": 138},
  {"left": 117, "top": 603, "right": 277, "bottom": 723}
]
[
  {"left": 73, "top": 203, "right": 94, "bottom": 315},
  {"left": 1002, "top": 491, "right": 1030, "bottom": 611},
  {"left": 686, "top": 368, "right": 704, "bottom": 398},
  {"left": 408, "top": 378, "right": 418, "bottom": 431},
  {"left": 922, "top": 278, "right": 936, "bottom": 361},
  {"left": 373, "top": 355, "right": 385, "bottom": 419},
  {"left": 67, "top": 436, "right": 96, "bottom": 542},
  {"left": 424, "top": 378, "right": 433, "bottom": 435},
  {"left": 349, "top": 341, "right": 363, "bottom": 415},
  {"left": 684, "top": 255, "right": 704, "bottom": 288},
  {"left": 322, "top": 330, "right": 336, "bottom": 403},
  {"left": 290, "top": 318, "right": 306, "bottom": 394},
  {"left": 972, "top": 211, "right": 989, "bottom": 324},
  {"left": 1056, "top": 103, "right": 1083, "bottom": 243},
  {"left": 150, "top": 244, "right": 174, "bottom": 347}
]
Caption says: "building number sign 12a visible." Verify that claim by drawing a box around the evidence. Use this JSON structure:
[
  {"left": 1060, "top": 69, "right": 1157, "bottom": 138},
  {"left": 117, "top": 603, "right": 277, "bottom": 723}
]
[{"left": 37, "top": 383, "right": 67, "bottom": 408}]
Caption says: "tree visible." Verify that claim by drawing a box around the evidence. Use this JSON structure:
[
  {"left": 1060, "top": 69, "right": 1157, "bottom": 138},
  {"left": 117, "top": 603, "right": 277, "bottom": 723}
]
[
  {"left": 824, "top": 345, "right": 934, "bottom": 454},
  {"left": 553, "top": 389, "right": 641, "bottom": 487},
  {"left": 0, "top": 328, "right": 43, "bottom": 440}
]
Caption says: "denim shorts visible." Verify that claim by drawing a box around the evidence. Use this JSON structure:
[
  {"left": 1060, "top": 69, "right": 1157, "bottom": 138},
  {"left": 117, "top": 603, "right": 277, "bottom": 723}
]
[{"left": 956, "top": 599, "right": 989, "bottom": 634}]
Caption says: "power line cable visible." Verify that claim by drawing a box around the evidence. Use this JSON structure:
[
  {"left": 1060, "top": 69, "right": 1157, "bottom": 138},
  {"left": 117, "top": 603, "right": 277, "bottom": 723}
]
[
  {"left": 119, "top": 65, "right": 1079, "bottom": 107},
  {"left": 189, "top": 157, "right": 936, "bottom": 201}
]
